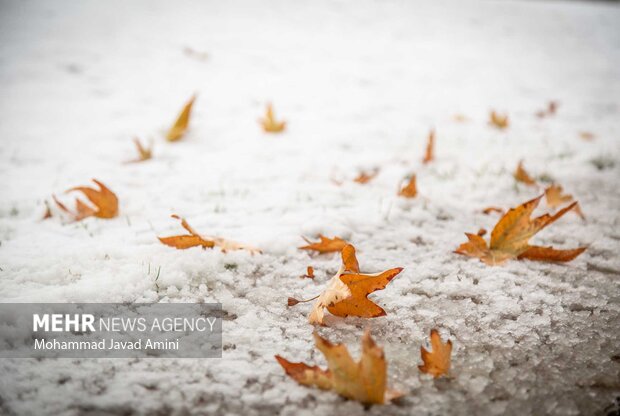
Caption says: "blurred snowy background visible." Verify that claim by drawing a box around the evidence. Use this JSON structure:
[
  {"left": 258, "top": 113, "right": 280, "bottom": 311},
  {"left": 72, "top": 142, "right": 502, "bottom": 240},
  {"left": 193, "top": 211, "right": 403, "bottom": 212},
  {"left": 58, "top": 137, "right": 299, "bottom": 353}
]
[{"left": 0, "top": 0, "right": 619, "bottom": 415}]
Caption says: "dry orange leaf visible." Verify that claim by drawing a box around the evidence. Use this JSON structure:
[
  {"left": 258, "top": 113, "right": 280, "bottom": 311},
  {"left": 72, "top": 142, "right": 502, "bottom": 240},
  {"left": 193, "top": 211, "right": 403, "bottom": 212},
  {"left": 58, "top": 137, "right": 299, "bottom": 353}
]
[
  {"left": 259, "top": 103, "right": 286, "bottom": 133},
  {"left": 291, "top": 244, "right": 402, "bottom": 325},
  {"left": 353, "top": 168, "right": 379, "bottom": 184},
  {"left": 535, "top": 101, "right": 558, "bottom": 118},
  {"left": 299, "top": 235, "right": 348, "bottom": 254},
  {"left": 54, "top": 179, "right": 119, "bottom": 221},
  {"left": 482, "top": 206, "right": 504, "bottom": 215},
  {"left": 456, "top": 195, "right": 586, "bottom": 265},
  {"left": 166, "top": 95, "right": 196, "bottom": 141},
  {"left": 422, "top": 130, "right": 435, "bottom": 164},
  {"left": 398, "top": 175, "right": 417, "bottom": 198},
  {"left": 545, "top": 184, "right": 585, "bottom": 219},
  {"left": 159, "top": 215, "right": 261, "bottom": 254},
  {"left": 419, "top": 329, "right": 453, "bottom": 378},
  {"left": 275, "top": 330, "right": 402, "bottom": 405},
  {"left": 300, "top": 266, "right": 315, "bottom": 279},
  {"left": 126, "top": 138, "right": 152, "bottom": 163},
  {"left": 489, "top": 110, "right": 509, "bottom": 129},
  {"left": 514, "top": 160, "right": 537, "bottom": 186}
]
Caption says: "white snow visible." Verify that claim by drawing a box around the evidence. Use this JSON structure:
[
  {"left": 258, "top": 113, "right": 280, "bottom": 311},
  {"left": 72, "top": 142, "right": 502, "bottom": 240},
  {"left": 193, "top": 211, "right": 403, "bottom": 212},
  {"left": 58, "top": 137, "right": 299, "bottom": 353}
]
[{"left": 0, "top": 0, "right": 619, "bottom": 415}]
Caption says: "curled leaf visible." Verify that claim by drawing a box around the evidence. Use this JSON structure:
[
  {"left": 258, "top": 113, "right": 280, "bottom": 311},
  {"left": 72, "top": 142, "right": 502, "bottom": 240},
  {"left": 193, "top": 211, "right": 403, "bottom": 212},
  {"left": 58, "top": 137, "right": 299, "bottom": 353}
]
[
  {"left": 275, "top": 330, "right": 402, "bottom": 405},
  {"left": 419, "top": 329, "right": 452, "bottom": 378},
  {"left": 259, "top": 103, "right": 286, "bottom": 133},
  {"left": 514, "top": 160, "right": 537, "bottom": 186},
  {"left": 398, "top": 175, "right": 417, "bottom": 198},
  {"left": 422, "top": 129, "right": 435, "bottom": 164},
  {"left": 55, "top": 179, "right": 119, "bottom": 221},
  {"left": 456, "top": 195, "right": 586, "bottom": 265},
  {"left": 166, "top": 95, "right": 196, "bottom": 142},
  {"left": 489, "top": 110, "right": 509, "bottom": 129},
  {"left": 299, "top": 235, "right": 348, "bottom": 254}
]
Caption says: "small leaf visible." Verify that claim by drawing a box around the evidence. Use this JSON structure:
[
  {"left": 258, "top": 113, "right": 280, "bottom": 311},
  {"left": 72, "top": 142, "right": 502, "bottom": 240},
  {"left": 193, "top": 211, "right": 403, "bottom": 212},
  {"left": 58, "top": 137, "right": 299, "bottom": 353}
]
[
  {"left": 126, "top": 138, "right": 152, "bottom": 163},
  {"left": 398, "top": 175, "right": 417, "bottom": 198},
  {"left": 259, "top": 103, "right": 286, "bottom": 133},
  {"left": 422, "top": 130, "right": 435, "bottom": 164},
  {"left": 55, "top": 179, "right": 119, "bottom": 221},
  {"left": 166, "top": 95, "right": 196, "bottom": 142},
  {"left": 545, "top": 184, "right": 585, "bottom": 219},
  {"left": 419, "top": 329, "right": 452, "bottom": 378},
  {"left": 353, "top": 168, "right": 379, "bottom": 184},
  {"left": 514, "top": 160, "right": 537, "bottom": 186},
  {"left": 489, "top": 110, "right": 509, "bottom": 129},
  {"left": 299, "top": 235, "right": 348, "bottom": 254}
]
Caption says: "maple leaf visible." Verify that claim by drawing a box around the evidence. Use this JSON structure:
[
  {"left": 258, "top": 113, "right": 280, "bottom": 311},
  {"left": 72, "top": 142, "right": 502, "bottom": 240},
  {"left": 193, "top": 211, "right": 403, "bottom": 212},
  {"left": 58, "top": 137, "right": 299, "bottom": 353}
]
[
  {"left": 291, "top": 244, "right": 402, "bottom": 325},
  {"left": 259, "top": 103, "right": 286, "bottom": 133},
  {"left": 545, "top": 184, "right": 585, "bottom": 219},
  {"left": 489, "top": 110, "right": 509, "bottom": 129},
  {"left": 275, "top": 330, "right": 402, "bottom": 405},
  {"left": 159, "top": 215, "right": 261, "bottom": 254},
  {"left": 482, "top": 206, "right": 504, "bottom": 215},
  {"left": 418, "top": 329, "right": 452, "bottom": 378},
  {"left": 299, "top": 235, "right": 348, "bottom": 254},
  {"left": 514, "top": 160, "right": 537, "bottom": 186},
  {"left": 422, "top": 130, "right": 435, "bottom": 164},
  {"left": 166, "top": 95, "right": 196, "bottom": 141},
  {"left": 54, "top": 179, "right": 119, "bottom": 221},
  {"left": 126, "top": 138, "right": 152, "bottom": 163},
  {"left": 455, "top": 195, "right": 587, "bottom": 265},
  {"left": 353, "top": 168, "right": 379, "bottom": 184},
  {"left": 398, "top": 175, "right": 417, "bottom": 198},
  {"left": 535, "top": 101, "right": 558, "bottom": 118}
]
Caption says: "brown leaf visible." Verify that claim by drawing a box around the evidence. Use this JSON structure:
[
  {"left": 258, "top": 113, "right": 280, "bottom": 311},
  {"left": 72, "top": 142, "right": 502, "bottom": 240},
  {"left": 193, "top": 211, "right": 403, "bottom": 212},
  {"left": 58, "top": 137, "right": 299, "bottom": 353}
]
[
  {"left": 482, "top": 206, "right": 504, "bottom": 215},
  {"left": 306, "top": 244, "right": 402, "bottom": 325},
  {"left": 259, "top": 103, "right": 286, "bottom": 133},
  {"left": 544, "top": 184, "right": 585, "bottom": 219},
  {"left": 419, "top": 329, "right": 452, "bottom": 378},
  {"left": 514, "top": 160, "right": 537, "bottom": 186},
  {"left": 159, "top": 215, "right": 261, "bottom": 254},
  {"left": 55, "top": 179, "right": 119, "bottom": 221},
  {"left": 275, "top": 330, "right": 402, "bottom": 404},
  {"left": 300, "top": 266, "right": 315, "bottom": 279},
  {"left": 166, "top": 95, "right": 196, "bottom": 142},
  {"left": 299, "top": 235, "right": 348, "bottom": 254},
  {"left": 398, "top": 175, "right": 417, "bottom": 198},
  {"left": 353, "top": 169, "right": 379, "bottom": 184},
  {"left": 456, "top": 195, "right": 586, "bottom": 265},
  {"left": 422, "top": 130, "right": 435, "bottom": 164},
  {"left": 126, "top": 138, "right": 152, "bottom": 163},
  {"left": 489, "top": 110, "right": 509, "bottom": 129}
]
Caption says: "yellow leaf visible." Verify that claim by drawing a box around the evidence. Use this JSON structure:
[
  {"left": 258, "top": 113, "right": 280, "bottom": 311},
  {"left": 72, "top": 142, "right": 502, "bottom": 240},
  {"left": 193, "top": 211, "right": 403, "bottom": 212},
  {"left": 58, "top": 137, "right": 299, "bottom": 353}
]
[
  {"left": 166, "top": 95, "right": 196, "bottom": 141},
  {"left": 275, "top": 330, "right": 402, "bottom": 405},
  {"left": 126, "top": 138, "right": 152, "bottom": 163},
  {"left": 513, "top": 160, "right": 537, "bottom": 186},
  {"left": 259, "top": 103, "right": 286, "bottom": 133},
  {"left": 489, "top": 110, "right": 509, "bottom": 129}
]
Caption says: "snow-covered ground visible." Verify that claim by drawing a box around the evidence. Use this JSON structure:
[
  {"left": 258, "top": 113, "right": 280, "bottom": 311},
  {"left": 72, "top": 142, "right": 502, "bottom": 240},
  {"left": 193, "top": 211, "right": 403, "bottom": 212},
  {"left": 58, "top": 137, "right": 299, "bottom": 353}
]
[{"left": 1, "top": 0, "right": 619, "bottom": 414}]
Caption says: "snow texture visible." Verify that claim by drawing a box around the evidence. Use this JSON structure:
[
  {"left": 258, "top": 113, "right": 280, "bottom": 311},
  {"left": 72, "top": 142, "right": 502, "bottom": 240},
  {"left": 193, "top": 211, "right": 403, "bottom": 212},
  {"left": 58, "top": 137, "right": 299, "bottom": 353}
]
[{"left": 1, "top": 0, "right": 619, "bottom": 415}]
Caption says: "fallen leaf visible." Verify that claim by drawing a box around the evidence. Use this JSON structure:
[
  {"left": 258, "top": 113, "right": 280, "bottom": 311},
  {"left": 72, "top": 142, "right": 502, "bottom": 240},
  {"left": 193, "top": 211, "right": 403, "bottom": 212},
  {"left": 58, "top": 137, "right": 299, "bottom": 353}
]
[
  {"left": 54, "top": 179, "right": 119, "bottom": 221},
  {"left": 42, "top": 201, "right": 52, "bottom": 220},
  {"left": 452, "top": 114, "right": 468, "bottom": 123},
  {"left": 489, "top": 110, "right": 509, "bottom": 129},
  {"left": 159, "top": 215, "right": 261, "bottom": 254},
  {"left": 455, "top": 195, "right": 587, "bottom": 265},
  {"left": 259, "top": 103, "right": 286, "bottom": 133},
  {"left": 545, "top": 184, "right": 585, "bottom": 219},
  {"left": 166, "top": 95, "right": 196, "bottom": 142},
  {"left": 126, "top": 138, "right": 152, "bottom": 163},
  {"left": 300, "top": 266, "right": 315, "bottom": 279},
  {"left": 579, "top": 131, "right": 595, "bottom": 141},
  {"left": 275, "top": 330, "right": 402, "bottom": 405},
  {"left": 299, "top": 235, "right": 348, "bottom": 254},
  {"left": 398, "top": 175, "right": 417, "bottom": 198},
  {"left": 482, "top": 206, "right": 504, "bottom": 215},
  {"left": 293, "top": 244, "right": 402, "bottom": 325},
  {"left": 419, "top": 329, "right": 452, "bottom": 378},
  {"left": 353, "top": 168, "right": 379, "bottom": 184},
  {"left": 536, "top": 101, "right": 558, "bottom": 118},
  {"left": 514, "top": 160, "right": 537, "bottom": 186},
  {"left": 422, "top": 130, "right": 435, "bottom": 164}
]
